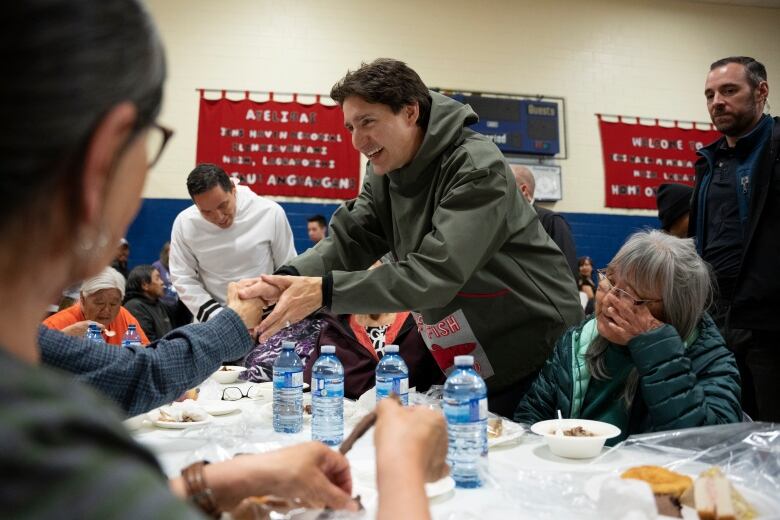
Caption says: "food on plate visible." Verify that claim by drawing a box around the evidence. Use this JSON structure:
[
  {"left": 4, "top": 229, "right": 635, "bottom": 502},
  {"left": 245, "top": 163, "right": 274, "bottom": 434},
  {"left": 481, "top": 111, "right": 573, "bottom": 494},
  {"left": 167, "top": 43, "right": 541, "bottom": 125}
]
[
  {"left": 680, "top": 467, "right": 757, "bottom": 520},
  {"left": 219, "top": 366, "right": 234, "bottom": 371},
  {"left": 155, "top": 401, "right": 209, "bottom": 423},
  {"left": 654, "top": 494, "right": 683, "bottom": 518},
  {"left": 231, "top": 494, "right": 364, "bottom": 520},
  {"left": 487, "top": 417, "right": 503, "bottom": 438},
  {"left": 562, "top": 425, "right": 594, "bottom": 437},
  {"left": 621, "top": 465, "right": 693, "bottom": 498}
]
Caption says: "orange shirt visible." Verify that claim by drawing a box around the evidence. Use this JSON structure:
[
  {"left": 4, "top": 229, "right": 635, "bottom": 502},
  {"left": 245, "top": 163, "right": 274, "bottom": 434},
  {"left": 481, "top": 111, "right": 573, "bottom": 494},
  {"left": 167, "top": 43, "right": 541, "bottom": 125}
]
[{"left": 43, "top": 304, "right": 150, "bottom": 347}]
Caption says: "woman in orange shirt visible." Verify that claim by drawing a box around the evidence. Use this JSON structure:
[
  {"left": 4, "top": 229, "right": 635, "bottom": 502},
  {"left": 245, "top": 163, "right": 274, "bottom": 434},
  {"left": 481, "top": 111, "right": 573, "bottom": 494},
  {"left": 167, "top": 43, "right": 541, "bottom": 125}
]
[{"left": 44, "top": 266, "right": 149, "bottom": 346}]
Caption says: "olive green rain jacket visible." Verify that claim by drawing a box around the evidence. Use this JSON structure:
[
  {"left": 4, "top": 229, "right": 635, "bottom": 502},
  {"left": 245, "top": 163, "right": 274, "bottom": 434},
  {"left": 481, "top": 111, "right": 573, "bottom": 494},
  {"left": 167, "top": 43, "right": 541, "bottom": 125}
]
[{"left": 286, "top": 91, "right": 583, "bottom": 394}]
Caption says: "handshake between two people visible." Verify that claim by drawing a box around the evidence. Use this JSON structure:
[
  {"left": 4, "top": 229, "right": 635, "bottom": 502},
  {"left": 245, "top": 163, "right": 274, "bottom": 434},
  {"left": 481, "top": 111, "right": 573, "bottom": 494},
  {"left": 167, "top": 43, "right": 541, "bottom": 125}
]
[{"left": 225, "top": 275, "right": 323, "bottom": 342}]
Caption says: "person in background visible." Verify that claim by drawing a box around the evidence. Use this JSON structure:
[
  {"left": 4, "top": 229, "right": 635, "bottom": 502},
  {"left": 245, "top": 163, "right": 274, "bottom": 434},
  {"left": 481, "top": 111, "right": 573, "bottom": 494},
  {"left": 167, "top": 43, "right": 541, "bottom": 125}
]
[
  {"left": 111, "top": 238, "right": 130, "bottom": 279},
  {"left": 2, "top": 2, "right": 446, "bottom": 518},
  {"left": 240, "top": 58, "right": 583, "bottom": 417},
  {"left": 153, "top": 241, "right": 193, "bottom": 328},
  {"left": 656, "top": 183, "right": 693, "bottom": 239},
  {"left": 515, "top": 231, "right": 741, "bottom": 445},
  {"left": 170, "top": 163, "right": 297, "bottom": 323},
  {"left": 512, "top": 164, "right": 579, "bottom": 281},
  {"left": 43, "top": 267, "right": 150, "bottom": 346},
  {"left": 577, "top": 256, "right": 596, "bottom": 314},
  {"left": 689, "top": 56, "right": 780, "bottom": 422},
  {"left": 124, "top": 265, "right": 172, "bottom": 342},
  {"left": 152, "top": 241, "right": 177, "bottom": 306},
  {"left": 307, "top": 214, "right": 328, "bottom": 244}
]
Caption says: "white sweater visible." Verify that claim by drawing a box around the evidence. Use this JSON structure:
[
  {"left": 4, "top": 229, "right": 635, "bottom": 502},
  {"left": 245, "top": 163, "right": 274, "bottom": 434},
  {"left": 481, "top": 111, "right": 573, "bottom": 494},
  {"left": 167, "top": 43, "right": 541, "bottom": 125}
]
[{"left": 170, "top": 185, "right": 296, "bottom": 322}]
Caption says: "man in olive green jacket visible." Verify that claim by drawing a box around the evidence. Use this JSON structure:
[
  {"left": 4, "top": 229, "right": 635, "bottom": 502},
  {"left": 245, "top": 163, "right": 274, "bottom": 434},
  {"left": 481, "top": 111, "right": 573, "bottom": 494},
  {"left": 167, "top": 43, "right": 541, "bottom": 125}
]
[{"left": 240, "top": 59, "right": 582, "bottom": 415}]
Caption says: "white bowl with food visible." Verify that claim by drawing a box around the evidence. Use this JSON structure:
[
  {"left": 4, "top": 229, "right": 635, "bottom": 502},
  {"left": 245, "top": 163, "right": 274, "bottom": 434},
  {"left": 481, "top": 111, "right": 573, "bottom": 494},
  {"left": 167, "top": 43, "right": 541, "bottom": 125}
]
[
  {"left": 210, "top": 365, "right": 247, "bottom": 384},
  {"left": 530, "top": 418, "right": 621, "bottom": 459}
]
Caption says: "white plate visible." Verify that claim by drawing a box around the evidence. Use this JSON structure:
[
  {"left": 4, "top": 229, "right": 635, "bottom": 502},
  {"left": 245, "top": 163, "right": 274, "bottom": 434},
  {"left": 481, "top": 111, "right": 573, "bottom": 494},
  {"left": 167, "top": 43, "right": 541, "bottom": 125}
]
[
  {"left": 584, "top": 471, "right": 780, "bottom": 519},
  {"left": 425, "top": 476, "right": 456, "bottom": 498},
  {"left": 488, "top": 419, "right": 525, "bottom": 448},
  {"left": 199, "top": 400, "right": 241, "bottom": 416},
  {"left": 153, "top": 417, "right": 212, "bottom": 429}
]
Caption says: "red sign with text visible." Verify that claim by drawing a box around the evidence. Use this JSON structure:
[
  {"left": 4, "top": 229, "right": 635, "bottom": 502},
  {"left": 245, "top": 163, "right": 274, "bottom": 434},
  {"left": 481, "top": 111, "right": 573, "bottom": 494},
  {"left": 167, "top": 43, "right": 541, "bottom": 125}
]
[
  {"left": 598, "top": 116, "right": 721, "bottom": 209},
  {"left": 196, "top": 92, "right": 360, "bottom": 199}
]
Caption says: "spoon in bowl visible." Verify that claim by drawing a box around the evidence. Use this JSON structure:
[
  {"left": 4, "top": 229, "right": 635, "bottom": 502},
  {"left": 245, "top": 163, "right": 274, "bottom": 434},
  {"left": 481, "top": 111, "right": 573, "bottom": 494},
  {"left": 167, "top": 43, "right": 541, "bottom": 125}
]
[{"left": 556, "top": 409, "right": 565, "bottom": 437}]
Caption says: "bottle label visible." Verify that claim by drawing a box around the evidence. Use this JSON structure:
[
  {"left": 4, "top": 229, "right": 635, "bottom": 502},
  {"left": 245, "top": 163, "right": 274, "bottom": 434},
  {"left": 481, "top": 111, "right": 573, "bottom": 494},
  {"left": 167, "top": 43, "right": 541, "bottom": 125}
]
[
  {"left": 376, "top": 376, "right": 409, "bottom": 400},
  {"left": 312, "top": 376, "right": 344, "bottom": 399},
  {"left": 273, "top": 369, "right": 303, "bottom": 389},
  {"left": 444, "top": 397, "right": 487, "bottom": 424}
]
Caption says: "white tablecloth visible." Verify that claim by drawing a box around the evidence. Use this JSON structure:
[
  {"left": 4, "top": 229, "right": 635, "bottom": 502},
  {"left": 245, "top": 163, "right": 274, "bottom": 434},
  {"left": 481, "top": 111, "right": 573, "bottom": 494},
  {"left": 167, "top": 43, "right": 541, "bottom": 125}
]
[{"left": 130, "top": 380, "right": 779, "bottom": 519}]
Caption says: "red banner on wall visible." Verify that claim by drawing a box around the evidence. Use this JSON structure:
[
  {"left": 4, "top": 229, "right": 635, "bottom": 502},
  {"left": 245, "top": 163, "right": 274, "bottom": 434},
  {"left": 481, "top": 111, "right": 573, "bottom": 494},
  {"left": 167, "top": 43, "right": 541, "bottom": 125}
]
[
  {"left": 597, "top": 115, "right": 721, "bottom": 209},
  {"left": 196, "top": 91, "right": 360, "bottom": 199}
]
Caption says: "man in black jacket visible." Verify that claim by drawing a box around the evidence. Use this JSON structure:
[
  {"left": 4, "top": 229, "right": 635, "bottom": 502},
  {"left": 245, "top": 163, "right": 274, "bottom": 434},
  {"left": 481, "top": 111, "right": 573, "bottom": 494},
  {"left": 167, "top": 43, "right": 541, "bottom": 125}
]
[
  {"left": 124, "top": 265, "right": 173, "bottom": 342},
  {"left": 512, "top": 165, "right": 578, "bottom": 281},
  {"left": 689, "top": 56, "right": 779, "bottom": 421}
]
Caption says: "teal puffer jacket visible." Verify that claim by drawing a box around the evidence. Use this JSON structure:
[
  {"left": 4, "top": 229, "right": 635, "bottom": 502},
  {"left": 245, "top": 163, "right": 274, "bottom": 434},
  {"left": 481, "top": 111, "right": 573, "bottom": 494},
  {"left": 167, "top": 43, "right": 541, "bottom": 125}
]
[{"left": 514, "top": 314, "right": 742, "bottom": 435}]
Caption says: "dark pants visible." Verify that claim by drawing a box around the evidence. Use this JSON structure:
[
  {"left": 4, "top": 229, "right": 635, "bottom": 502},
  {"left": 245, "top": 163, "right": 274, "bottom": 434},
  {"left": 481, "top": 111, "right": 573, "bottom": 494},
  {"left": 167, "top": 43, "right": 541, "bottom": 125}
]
[
  {"left": 714, "top": 303, "right": 780, "bottom": 422},
  {"left": 487, "top": 369, "right": 539, "bottom": 419}
]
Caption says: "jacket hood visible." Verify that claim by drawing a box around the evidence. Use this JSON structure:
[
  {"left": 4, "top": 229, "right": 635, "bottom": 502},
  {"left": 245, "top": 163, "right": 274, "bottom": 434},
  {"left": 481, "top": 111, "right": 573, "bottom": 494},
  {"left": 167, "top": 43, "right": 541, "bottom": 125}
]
[{"left": 386, "top": 91, "right": 478, "bottom": 189}]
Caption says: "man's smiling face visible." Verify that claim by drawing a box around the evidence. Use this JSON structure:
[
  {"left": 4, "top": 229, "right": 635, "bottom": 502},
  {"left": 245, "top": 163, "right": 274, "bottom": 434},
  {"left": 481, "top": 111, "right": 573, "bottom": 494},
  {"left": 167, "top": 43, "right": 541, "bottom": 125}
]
[{"left": 342, "top": 95, "right": 423, "bottom": 175}]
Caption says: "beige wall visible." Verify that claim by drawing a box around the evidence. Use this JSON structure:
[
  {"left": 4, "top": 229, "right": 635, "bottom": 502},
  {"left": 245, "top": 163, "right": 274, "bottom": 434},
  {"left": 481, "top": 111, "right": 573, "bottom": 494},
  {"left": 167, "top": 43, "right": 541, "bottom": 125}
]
[{"left": 144, "top": 0, "right": 780, "bottom": 215}]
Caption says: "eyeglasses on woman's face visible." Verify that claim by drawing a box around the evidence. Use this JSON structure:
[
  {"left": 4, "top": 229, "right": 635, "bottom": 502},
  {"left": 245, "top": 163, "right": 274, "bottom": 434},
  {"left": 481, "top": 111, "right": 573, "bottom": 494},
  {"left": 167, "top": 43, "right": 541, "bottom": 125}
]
[
  {"left": 144, "top": 122, "right": 174, "bottom": 168},
  {"left": 596, "top": 269, "right": 662, "bottom": 306}
]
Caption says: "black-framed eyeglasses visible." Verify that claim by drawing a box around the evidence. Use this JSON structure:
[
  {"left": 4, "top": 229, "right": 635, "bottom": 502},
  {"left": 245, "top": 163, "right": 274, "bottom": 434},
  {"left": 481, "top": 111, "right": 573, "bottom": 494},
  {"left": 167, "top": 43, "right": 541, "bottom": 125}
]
[
  {"left": 145, "top": 122, "right": 174, "bottom": 168},
  {"left": 596, "top": 269, "right": 662, "bottom": 306},
  {"left": 221, "top": 386, "right": 260, "bottom": 401}
]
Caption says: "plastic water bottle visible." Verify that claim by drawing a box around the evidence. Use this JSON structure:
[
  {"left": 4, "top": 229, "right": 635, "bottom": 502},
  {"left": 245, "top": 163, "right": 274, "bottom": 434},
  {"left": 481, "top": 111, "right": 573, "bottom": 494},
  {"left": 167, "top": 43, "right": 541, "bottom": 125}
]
[
  {"left": 273, "top": 341, "right": 303, "bottom": 433},
  {"left": 444, "top": 355, "right": 488, "bottom": 488},
  {"left": 121, "top": 324, "right": 143, "bottom": 347},
  {"left": 375, "top": 344, "right": 409, "bottom": 406},
  {"left": 311, "top": 345, "right": 344, "bottom": 445},
  {"left": 85, "top": 324, "right": 104, "bottom": 343}
]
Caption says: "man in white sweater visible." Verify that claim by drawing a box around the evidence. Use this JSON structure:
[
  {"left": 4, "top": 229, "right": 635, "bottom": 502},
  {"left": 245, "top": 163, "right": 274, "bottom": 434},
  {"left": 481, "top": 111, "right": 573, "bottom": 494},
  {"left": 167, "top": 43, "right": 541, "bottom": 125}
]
[{"left": 170, "top": 164, "right": 296, "bottom": 322}]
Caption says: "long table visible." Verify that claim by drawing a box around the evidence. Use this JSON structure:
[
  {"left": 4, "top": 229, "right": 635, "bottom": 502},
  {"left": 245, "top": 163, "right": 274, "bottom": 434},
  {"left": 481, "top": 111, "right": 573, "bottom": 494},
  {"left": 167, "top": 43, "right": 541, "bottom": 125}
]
[{"left": 131, "top": 380, "right": 780, "bottom": 519}]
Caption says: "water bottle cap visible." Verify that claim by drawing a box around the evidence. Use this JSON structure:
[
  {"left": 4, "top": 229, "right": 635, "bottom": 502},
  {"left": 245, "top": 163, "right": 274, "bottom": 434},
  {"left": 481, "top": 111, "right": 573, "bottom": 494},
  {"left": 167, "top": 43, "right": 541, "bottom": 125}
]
[
  {"left": 281, "top": 341, "right": 295, "bottom": 350},
  {"left": 384, "top": 344, "right": 399, "bottom": 354},
  {"left": 454, "top": 355, "right": 474, "bottom": 367},
  {"left": 321, "top": 345, "right": 336, "bottom": 354}
]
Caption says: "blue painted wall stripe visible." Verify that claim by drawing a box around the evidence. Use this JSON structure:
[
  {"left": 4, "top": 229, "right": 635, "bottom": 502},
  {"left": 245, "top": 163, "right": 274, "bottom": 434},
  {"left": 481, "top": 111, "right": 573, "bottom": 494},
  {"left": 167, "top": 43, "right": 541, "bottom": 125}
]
[{"left": 126, "top": 199, "right": 658, "bottom": 276}]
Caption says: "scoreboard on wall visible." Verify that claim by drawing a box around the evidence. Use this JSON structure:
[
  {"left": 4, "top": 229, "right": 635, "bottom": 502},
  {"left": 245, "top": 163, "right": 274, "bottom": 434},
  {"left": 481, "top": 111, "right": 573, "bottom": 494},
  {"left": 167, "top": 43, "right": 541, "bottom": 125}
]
[{"left": 441, "top": 91, "right": 564, "bottom": 156}]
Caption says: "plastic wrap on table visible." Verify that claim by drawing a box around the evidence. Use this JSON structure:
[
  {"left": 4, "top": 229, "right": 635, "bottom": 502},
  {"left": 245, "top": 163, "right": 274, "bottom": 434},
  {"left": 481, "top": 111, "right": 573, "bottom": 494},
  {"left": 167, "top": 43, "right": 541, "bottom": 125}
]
[{"left": 595, "top": 422, "right": 779, "bottom": 500}]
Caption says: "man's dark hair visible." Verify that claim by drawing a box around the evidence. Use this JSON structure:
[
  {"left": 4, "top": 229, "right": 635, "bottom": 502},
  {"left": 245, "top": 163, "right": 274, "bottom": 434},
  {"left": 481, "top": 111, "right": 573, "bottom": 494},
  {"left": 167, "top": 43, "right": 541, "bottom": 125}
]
[
  {"left": 186, "top": 163, "right": 233, "bottom": 197},
  {"left": 126, "top": 264, "right": 156, "bottom": 297},
  {"left": 710, "top": 56, "right": 767, "bottom": 89},
  {"left": 307, "top": 214, "right": 327, "bottom": 227},
  {"left": 330, "top": 58, "right": 432, "bottom": 130}
]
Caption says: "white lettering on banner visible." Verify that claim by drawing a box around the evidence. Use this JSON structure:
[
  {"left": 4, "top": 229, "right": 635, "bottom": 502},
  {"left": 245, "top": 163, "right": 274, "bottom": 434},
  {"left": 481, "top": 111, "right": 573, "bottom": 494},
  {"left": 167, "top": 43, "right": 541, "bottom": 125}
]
[
  {"left": 412, "top": 310, "right": 494, "bottom": 379},
  {"left": 257, "top": 174, "right": 356, "bottom": 190},
  {"left": 630, "top": 137, "right": 684, "bottom": 150},
  {"left": 244, "top": 109, "right": 318, "bottom": 124},
  {"left": 260, "top": 156, "right": 336, "bottom": 169},
  {"left": 611, "top": 184, "right": 640, "bottom": 196},
  {"left": 611, "top": 154, "right": 695, "bottom": 168}
]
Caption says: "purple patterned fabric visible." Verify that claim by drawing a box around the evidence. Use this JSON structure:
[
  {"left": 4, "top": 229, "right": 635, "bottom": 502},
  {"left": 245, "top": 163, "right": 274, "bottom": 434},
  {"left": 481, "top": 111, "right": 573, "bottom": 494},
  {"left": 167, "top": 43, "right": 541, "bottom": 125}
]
[{"left": 240, "top": 317, "right": 323, "bottom": 382}]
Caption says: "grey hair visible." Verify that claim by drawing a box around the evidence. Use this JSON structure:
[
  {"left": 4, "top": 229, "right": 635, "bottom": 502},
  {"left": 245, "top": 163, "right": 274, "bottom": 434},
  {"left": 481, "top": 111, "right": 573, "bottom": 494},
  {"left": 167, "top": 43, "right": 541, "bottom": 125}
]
[{"left": 586, "top": 230, "right": 713, "bottom": 407}]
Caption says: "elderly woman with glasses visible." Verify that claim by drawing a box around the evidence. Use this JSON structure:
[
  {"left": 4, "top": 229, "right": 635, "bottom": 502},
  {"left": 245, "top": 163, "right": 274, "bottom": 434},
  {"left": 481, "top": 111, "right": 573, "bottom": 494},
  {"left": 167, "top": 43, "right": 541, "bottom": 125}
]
[{"left": 515, "top": 230, "right": 741, "bottom": 444}]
